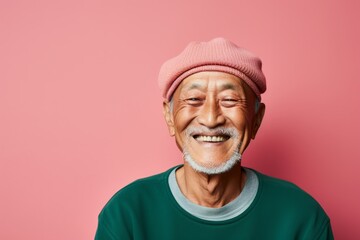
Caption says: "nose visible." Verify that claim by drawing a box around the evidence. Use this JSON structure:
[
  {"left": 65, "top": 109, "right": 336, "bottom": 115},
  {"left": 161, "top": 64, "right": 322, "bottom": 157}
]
[{"left": 197, "top": 97, "right": 225, "bottom": 128}]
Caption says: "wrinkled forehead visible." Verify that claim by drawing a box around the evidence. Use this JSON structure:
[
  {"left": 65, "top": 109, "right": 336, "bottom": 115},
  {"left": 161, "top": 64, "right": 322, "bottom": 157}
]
[{"left": 173, "top": 71, "right": 256, "bottom": 99}]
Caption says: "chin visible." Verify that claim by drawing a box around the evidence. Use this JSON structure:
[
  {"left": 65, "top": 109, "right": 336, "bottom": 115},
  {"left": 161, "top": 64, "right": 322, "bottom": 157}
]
[{"left": 183, "top": 149, "right": 242, "bottom": 175}]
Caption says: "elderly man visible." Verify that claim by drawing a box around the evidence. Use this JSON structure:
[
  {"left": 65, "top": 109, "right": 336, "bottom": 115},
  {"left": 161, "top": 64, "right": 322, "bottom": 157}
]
[{"left": 95, "top": 38, "right": 333, "bottom": 239}]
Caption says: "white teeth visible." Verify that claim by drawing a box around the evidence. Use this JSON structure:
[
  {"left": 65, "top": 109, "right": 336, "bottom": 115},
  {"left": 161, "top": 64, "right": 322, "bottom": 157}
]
[{"left": 195, "top": 135, "right": 226, "bottom": 142}]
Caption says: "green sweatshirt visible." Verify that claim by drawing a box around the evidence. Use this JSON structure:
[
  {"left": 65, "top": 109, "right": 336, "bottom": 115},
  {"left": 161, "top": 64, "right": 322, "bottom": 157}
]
[{"left": 95, "top": 166, "right": 333, "bottom": 240}]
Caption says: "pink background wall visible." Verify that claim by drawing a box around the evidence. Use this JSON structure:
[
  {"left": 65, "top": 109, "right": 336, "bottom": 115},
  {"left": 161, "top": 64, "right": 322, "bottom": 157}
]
[{"left": 1, "top": 0, "right": 359, "bottom": 239}]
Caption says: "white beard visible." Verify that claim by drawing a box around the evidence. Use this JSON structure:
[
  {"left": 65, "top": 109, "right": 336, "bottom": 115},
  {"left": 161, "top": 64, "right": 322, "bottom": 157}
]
[
  {"left": 183, "top": 148, "right": 242, "bottom": 175},
  {"left": 182, "top": 126, "right": 242, "bottom": 175}
]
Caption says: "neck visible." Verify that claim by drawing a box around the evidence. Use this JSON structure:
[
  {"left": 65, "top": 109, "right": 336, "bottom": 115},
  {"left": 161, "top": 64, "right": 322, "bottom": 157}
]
[{"left": 175, "top": 163, "right": 246, "bottom": 208}]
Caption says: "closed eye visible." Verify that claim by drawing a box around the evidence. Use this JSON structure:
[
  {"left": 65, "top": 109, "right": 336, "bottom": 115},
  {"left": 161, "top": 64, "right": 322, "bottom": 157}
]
[
  {"left": 221, "top": 98, "right": 243, "bottom": 107},
  {"left": 185, "top": 98, "right": 204, "bottom": 106}
]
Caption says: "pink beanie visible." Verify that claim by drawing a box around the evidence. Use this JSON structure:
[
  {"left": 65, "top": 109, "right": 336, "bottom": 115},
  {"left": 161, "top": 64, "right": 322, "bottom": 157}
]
[{"left": 158, "top": 37, "right": 266, "bottom": 100}]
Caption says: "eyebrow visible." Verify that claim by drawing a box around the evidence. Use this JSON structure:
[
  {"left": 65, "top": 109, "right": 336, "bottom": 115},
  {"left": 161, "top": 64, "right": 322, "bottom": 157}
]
[
  {"left": 184, "top": 83, "right": 204, "bottom": 91},
  {"left": 218, "top": 83, "right": 238, "bottom": 91}
]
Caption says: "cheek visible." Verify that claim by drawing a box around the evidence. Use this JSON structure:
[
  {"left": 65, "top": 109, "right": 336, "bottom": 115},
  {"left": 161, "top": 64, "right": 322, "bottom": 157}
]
[
  {"left": 225, "top": 109, "right": 253, "bottom": 131},
  {"left": 173, "top": 108, "right": 198, "bottom": 131},
  {"left": 172, "top": 109, "right": 198, "bottom": 151}
]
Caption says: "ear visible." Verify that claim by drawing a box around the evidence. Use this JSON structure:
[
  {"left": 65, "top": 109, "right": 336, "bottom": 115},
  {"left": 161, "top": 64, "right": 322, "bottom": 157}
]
[
  {"left": 251, "top": 103, "right": 265, "bottom": 139},
  {"left": 163, "top": 100, "right": 175, "bottom": 136}
]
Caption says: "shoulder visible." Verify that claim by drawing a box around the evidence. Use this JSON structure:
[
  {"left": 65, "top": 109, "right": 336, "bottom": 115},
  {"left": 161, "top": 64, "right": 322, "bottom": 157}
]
[
  {"left": 251, "top": 169, "right": 332, "bottom": 238},
  {"left": 95, "top": 167, "right": 177, "bottom": 239},
  {"left": 254, "top": 170, "right": 324, "bottom": 210},
  {"left": 100, "top": 166, "right": 175, "bottom": 213}
]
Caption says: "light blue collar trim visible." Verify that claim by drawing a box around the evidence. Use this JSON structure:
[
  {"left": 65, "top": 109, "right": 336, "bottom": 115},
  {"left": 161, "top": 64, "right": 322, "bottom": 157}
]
[{"left": 168, "top": 167, "right": 258, "bottom": 221}]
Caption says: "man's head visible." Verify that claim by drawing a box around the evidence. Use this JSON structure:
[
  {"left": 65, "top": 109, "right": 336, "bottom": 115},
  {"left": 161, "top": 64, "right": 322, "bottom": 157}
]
[{"left": 158, "top": 38, "right": 266, "bottom": 174}]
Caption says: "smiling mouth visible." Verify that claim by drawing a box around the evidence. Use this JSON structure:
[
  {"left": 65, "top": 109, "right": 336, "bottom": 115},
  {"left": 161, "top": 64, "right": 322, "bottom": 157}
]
[{"left": 193, "top": 135, "right": 230, "bottom": 143}]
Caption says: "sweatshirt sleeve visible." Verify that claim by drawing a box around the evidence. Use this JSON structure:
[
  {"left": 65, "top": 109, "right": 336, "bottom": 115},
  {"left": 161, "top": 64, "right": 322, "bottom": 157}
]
[
  {"left": 316, "top": 220, "right": 334, "bottom": 240},
  {"left": 94, "top": 205, "right": 132, "bottom": 240}
]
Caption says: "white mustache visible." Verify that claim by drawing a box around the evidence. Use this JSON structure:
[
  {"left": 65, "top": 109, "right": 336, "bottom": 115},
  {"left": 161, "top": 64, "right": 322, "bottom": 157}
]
[{"left": 185, "top": 126, "right": 239, "bottom": 138}]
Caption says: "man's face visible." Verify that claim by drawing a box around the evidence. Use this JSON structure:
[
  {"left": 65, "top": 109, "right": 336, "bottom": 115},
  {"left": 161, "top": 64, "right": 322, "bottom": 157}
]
[{"left": 163, "top": 71, "right": 264, "bottom": 173}]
